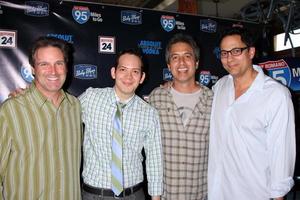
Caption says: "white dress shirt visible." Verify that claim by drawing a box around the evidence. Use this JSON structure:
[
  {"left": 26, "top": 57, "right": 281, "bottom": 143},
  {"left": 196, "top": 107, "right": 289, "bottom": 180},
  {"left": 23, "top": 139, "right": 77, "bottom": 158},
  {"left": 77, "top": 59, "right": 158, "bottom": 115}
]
[{"left": 208, "top": 65, "right": 295, "bottom": 200}]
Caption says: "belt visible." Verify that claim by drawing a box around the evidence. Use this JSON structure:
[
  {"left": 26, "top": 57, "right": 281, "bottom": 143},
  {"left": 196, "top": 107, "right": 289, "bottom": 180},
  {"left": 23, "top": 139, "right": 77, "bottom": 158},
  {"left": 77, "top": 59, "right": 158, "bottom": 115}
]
[{"left": 82, "top": 182, "right": 143, "bottom": 198}]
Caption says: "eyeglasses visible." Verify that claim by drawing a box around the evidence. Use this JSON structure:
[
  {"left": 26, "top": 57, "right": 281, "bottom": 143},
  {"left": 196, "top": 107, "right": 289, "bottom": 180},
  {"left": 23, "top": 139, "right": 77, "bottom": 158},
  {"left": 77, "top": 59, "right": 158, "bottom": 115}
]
[{"left": 220, "top": 47, "right": 249, "bottom": 58}]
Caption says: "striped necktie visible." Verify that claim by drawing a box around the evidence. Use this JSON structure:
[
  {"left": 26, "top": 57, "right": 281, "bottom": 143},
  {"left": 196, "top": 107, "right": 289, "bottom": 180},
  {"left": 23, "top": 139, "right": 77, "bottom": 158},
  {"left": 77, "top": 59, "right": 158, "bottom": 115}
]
[{"left": 111, "top": 102, "right": 124, "bottom": 196}]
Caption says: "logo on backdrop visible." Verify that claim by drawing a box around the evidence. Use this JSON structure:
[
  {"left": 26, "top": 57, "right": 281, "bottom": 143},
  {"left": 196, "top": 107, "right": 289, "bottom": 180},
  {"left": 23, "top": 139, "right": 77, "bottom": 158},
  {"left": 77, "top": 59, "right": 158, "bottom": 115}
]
[
  {"left": 199, "top": 70, "right": 218, "bottom": 86},
  {"left": 121, "top": 10, "right": 142, "bottom": 25},
  {"left": 138, "top": 40, "right": 162, "bottom": 55},
  {"left": 163, "top": 68, "right": 173, "bottom": 81},
  {"left": 200, "top": 19, "right": 217, "bottom": 33},
  {"left": 72, "top": 6, "right": 91, "bottom": 24},
  {"left": 176, "top": 20, "right": 186, "bottom": 30},
  {"left": 24, "top": 1, "right": 49, "bottom": 17},
  {"left": 98, "top": 36, "right": 116, "bottom": 54},
  {"left": 213, "top": 47, "right": 221, "bottom": 60},
  {"left": 21, "top": 66, "right": 34, "bottom": 83},
  {"left": 0, "top": 30, "right": 17, "bottom": 48},
  {"left": 74, "top": 64, "right": 97, "bottom": 79},
  {"left": 160, "top": 15, "right": 175, "bottom": 32},
  {"left": 47, "top": 33, "right": 74, "bottom": 43},
  {"left": 259, "top": 59, "right": 292, "bottom": 88},
  {"left": 199, "top": 71, "right": 211, "bottom": 86},
  {"left": 232, "top": 23, "right": 244, "bottom": 28},
  {"left": 91, "top": 12, "right": 103, "bottom": 22}
]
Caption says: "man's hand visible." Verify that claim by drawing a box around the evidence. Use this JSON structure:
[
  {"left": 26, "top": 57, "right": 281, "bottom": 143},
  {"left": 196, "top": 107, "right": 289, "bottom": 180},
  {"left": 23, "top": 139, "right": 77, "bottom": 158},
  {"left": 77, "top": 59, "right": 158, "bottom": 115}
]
[
  {"left": 8, "top": 87, "right": 26, "bottom": 98},
  {"left": 151, "top": 196, "right": 160, "bottom": 200},
  {"left": 160, "top": 81, "right": 172, "bottom": 89},
  {"left": 274, "top": 197, "right": 284, "bottom": 200}
]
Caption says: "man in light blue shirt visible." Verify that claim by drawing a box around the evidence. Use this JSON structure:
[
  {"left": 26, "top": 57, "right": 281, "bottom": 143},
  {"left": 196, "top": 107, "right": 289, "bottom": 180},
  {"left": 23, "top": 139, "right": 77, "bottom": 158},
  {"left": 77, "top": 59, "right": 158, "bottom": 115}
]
[{"left": 80, "top": 49, "right": 163, "bottom": 200}]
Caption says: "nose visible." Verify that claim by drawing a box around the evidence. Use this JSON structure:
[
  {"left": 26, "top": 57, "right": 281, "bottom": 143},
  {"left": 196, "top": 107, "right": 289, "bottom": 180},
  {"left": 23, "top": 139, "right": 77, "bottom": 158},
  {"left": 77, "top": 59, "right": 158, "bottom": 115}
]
[
  {"left": 226, "top": 52, "right": 234, "bottom": 61},
  {"left": 129, "top": 72, "right": 133, "bottom": 78},
  {"left": 179, "top": 55, "right": 185, "bottom": 64},
  {"left": 49, "top": 64, "right": 58, "bottom": 74}
]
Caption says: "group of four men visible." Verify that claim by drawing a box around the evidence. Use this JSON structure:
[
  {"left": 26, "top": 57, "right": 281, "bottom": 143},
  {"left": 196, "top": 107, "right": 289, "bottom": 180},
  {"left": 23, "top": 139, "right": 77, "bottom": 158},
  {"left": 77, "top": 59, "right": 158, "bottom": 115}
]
[{"left": 0, "top": 27, "right": 295, "bottom": 200}]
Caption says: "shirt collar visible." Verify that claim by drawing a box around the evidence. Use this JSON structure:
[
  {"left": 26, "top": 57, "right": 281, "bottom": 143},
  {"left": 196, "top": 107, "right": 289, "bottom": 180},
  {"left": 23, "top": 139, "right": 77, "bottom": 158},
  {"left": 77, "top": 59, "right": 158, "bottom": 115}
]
[
  {"left": 29, "top": 81, "right": 69, "bottom": 108},
  {"left": 113, "top": 88, "right": 135, "bottom": 105},
  {"left": 110, "top": 88, "right": 136, "bottom": 108},
  {"left": 228, "top": 64, "right": 265, "bottom": 92},
  {"left": 248, "top": 64, "right": 265, "bottom": 92}
]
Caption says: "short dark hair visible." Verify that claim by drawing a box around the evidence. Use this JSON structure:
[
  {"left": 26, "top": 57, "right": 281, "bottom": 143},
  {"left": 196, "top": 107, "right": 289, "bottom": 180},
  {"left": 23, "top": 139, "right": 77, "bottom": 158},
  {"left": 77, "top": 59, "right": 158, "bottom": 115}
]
[
  {"left": 219, "top": 27, "right": 255, "bottom": 47},
  {"left": 114, "top": 48, "right": 144, "bottom": 72},
  {"left": 29, "top": 36, "right": 70, "bottom": 67},
  {"left": 165, "top": 33, "right": 200, "bottom": 63}
]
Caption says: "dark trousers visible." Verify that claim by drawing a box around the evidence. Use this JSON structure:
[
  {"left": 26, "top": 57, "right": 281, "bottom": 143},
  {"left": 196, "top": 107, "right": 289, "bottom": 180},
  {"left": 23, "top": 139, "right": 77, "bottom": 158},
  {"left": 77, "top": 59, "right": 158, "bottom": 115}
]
[{"left": 82, "top": 186, "right": 145, "bottom": 200}]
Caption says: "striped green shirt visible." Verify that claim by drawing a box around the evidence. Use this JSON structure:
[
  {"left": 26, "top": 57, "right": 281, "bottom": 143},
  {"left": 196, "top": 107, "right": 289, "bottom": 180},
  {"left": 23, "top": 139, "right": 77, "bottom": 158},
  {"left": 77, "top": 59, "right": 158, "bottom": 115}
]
[{"left": 0, "top": 83, "right": 82, "bottom": 200}]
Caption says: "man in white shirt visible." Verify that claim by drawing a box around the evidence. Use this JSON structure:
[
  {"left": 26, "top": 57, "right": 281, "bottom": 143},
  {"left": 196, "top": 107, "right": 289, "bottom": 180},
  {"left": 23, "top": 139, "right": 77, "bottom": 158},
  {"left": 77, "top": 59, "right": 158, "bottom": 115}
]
[{"left": 208, "top": 27, "right": 295, "bottom": 200}]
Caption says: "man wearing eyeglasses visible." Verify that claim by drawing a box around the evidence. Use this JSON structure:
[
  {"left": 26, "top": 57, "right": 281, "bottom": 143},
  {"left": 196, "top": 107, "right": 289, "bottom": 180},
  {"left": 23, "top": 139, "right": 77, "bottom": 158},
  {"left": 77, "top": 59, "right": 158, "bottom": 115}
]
[{"left": 208, "top": 27, "right": 295, "bottom": 200}]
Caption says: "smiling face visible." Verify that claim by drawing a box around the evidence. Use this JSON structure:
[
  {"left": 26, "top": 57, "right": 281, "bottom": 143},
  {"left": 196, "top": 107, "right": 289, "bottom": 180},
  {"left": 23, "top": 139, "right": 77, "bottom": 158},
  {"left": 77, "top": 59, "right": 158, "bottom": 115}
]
[
  {"left": 167, "top": 42, "right": 198, "bottom": 85},
  {"left": 111, "top": 53, "right": 145, "bottom": 101},
  {"left": 32, "top": 46, "right": 67, "bottom": 98},
  {"left": 220, "top": 34, "right": 255, "bottom": 79}
]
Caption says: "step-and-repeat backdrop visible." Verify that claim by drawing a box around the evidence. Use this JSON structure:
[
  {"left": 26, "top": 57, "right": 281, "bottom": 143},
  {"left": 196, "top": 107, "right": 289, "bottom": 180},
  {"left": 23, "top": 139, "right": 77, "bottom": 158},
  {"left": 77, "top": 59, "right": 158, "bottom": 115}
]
[{"left": 0, "top": 0, "right": 261, "bottom": 102}]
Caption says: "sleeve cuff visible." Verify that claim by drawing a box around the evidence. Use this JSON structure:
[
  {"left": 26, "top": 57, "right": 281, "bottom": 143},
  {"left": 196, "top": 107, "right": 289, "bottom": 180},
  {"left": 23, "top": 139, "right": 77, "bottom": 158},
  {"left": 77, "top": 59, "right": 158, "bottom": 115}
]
[
  {"left": 270, "top": 177, "right": 294, "bottom": 198},
  {"left": 147, "top": 181, "right": 163, "bottom": 196}
]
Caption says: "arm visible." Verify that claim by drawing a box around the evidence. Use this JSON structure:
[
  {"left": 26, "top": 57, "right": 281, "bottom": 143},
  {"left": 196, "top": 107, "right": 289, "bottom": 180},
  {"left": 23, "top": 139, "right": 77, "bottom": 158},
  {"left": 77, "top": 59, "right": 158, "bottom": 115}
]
[
  {"left": 144, "top": 109, "right": 163, "bottom": 198},
  {"left": 268, "top": 89, "right": 295, "bottom": 198},
  {"left": 0, "top": 105, "right": 12, "bottom": 200}
]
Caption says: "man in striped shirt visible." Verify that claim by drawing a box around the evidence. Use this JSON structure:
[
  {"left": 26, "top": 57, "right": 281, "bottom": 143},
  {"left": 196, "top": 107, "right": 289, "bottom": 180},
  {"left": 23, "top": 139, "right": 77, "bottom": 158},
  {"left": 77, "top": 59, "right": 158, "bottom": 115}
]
[{"left": 0, "top": 37, "right": 82, "bottom": 200}]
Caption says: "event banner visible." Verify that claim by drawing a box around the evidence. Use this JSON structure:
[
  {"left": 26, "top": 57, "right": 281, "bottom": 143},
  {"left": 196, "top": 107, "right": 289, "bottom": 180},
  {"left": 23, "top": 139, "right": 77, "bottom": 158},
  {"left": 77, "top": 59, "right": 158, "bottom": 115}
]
[
  {"left": 258, "top": 57, "right": 300, "bottom": 92},
  {"left": 0, "top": 0, "right": 259, "bottom": 102}
]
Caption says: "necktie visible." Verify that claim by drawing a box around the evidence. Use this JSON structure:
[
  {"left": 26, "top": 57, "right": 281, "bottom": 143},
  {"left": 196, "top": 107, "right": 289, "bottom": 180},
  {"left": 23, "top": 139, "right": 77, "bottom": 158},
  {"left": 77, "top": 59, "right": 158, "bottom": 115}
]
[{"left": 111, "top": 102, "right": 124, "bottom": 196}]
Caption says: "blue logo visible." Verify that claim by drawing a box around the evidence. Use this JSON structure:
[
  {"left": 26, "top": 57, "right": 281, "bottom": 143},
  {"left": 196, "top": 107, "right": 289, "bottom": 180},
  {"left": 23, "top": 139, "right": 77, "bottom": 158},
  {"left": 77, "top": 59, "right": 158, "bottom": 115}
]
[
  {"left": 74, "top": 64, "right": 97, "bottom": 79},
  {"left": 163, "top": 68, "right": 173, "bottom": 81},
  {"left": 72, "top": 6, "right": 90, "bottom": 24},
  {"left": 160, "top": 15, "right": 175, "bottom": 32},
  {"left": 121, "top": 10, "right": 142, "bottom": 25},
  {"left": 24, "top": 1, "right": 49, "bottom": 17},
  {"left": 213, "top": 47, "right": 221, "bottom": 60},
  {"left": 138, "top": 40, "right": 161, "bottom": 55},
  {"left": 200, "top": 19, "right": 217, "bottom": 33},
  {"left": 21, "top": 66, "right": 34, "bottom": 83},
  {"left": 199, "top": 71, "right": 211, "bottom": 86},
  {"left": 47, "top": 34, "right": 74, "bottom": 43},
  {"left": 259, "top": 60, "right": 291, "bottom": 87}
]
